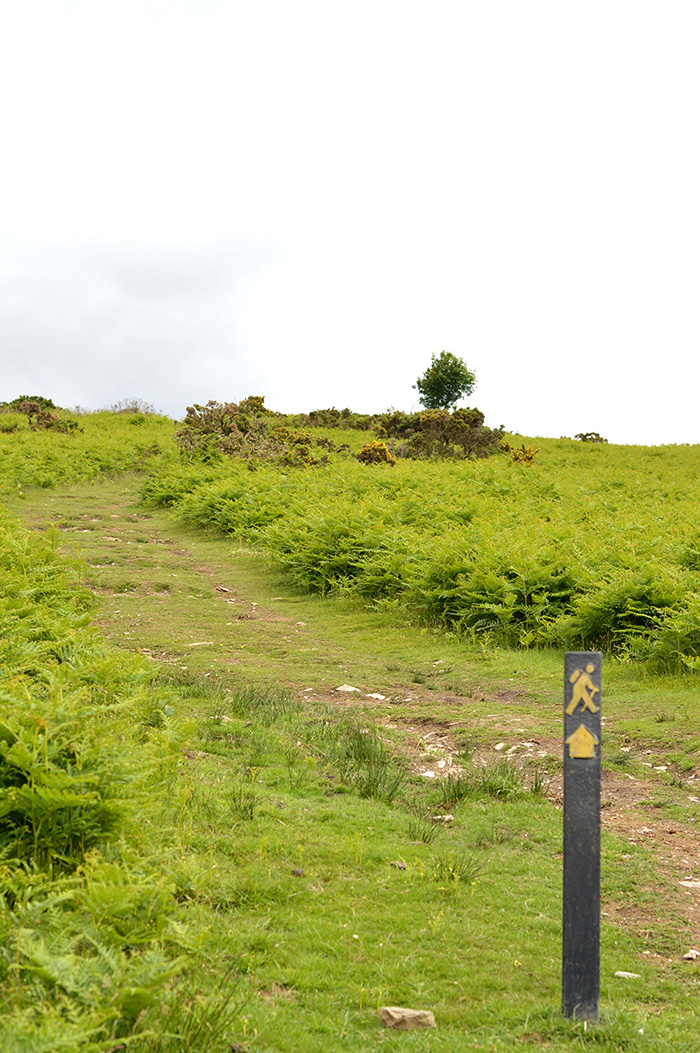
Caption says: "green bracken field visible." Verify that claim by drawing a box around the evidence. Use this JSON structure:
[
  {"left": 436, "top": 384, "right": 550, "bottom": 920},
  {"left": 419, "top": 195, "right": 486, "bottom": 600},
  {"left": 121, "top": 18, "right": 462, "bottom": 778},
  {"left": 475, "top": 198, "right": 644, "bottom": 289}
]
[
  {"left": 141, "top": 439, "right": 700, "bottom": 669},
  {"left": 3, "top": 404, "right": 700, "bottom": 1050}
]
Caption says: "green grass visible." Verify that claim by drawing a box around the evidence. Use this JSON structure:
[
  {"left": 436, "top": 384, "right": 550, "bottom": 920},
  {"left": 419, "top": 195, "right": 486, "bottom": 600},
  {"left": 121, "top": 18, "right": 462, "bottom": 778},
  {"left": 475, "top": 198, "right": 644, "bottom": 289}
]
[{"left": 7, "top": 417, "right": 700, "bottom": 1048}]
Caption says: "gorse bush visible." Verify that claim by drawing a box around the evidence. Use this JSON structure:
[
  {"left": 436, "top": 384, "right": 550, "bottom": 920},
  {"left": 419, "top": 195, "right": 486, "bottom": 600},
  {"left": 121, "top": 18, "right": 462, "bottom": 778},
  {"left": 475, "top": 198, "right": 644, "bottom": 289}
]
[
  {"left": 174, "top": 397, "right": 504, "bottom": 464},
  {"left": 294, "top": 406, "right": 375, "bottom": 430},
  {"left": 176, "top": 399, "right": 341, "bottom": 466},
  {"left": 500, "top": 440, "right": 539, "bottom": 465},
  {"left": 356, "top": 440, "right": 396, "bottom": 466},
  {"left": 376, "top": 407, "right": 504, "bottom": 460}
]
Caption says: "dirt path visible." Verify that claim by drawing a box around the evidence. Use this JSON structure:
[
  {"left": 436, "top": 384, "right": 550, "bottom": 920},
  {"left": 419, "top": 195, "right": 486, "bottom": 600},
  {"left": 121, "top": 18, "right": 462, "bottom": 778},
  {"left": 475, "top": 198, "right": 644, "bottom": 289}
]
[{"left": 14, "top": 478, "right": 700, "bottom": 957}]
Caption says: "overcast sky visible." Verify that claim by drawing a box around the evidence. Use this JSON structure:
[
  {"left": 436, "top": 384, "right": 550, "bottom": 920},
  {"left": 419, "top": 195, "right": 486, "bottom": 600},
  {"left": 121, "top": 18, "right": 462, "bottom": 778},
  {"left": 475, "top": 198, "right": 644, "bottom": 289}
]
[{"left": 1, "top": 1, "right": 699, "bottom": 444}]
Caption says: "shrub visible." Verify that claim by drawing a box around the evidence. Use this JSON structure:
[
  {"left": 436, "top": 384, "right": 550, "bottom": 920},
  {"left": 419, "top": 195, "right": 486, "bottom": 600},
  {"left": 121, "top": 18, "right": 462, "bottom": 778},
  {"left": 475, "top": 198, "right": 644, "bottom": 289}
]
[
  {"left": 30, "top": 410, "right": 80, "bottom": 433},
  {"left": 176, "top": 400, "right": 337, "bottom": 466},
  {"left": 1, "top": 395, "right": 56, "bottom": 411},
  {"left": 356, "top": 440, "right": 396, "bottom": 466},
  {"left": 500, "top": 441, "right": 539, "bottom": 465},
  {"left": 575, "top": 431, "right": 608, "bottom": 443},
  {"left": 238, "top": 394, "right": 274, "bottom": 416},
  {"left": 298, "top": 407, "right": 375, "bottom": 430},
  {"left": 375, "top": 408, "right": 503, "bottom": 460},
  {"left": 6, "top": 400, "right": 79, "bottom": 433},
  {"left": 107, "top": 397, "right": 157, "bottom": 414}
]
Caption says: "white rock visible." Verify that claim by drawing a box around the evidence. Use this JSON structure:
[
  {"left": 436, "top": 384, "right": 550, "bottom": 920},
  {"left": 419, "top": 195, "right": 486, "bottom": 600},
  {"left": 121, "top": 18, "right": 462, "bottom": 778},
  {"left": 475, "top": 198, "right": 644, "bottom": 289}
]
[
  {"left": 614, "top": 971, "right": 641, "bottom": 979},
  {"left": 379, "top": 1007, "right": 436, "bottom": 1030},
  {"left": 337, "top": 684, "right": 360, "bottom": 693},
  {"left": 683, "top": 949, "right": 700, "bottom": 960},
  {"left": 494, "top": 742, "right": 506, "bottom": 751},
  {"left": 365, "top": 693, "right": 387, "bottom": 700},
  {"left": 679, "top": 880, "right": 700, "bottom": 889}
]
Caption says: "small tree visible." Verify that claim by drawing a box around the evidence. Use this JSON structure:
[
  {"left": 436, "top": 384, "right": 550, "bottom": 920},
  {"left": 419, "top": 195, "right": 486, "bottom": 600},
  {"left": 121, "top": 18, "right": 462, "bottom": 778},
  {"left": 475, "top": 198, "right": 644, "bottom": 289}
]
[{"left": 413, "top": 352, "right": 476, "bottom": 410}]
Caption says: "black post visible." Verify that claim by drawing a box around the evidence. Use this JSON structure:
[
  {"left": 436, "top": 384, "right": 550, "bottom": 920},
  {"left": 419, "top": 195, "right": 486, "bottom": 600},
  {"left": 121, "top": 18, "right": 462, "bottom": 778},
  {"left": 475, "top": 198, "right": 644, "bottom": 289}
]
[{"left": 562, "top": 651, "right": 601, "bottom": 1021}]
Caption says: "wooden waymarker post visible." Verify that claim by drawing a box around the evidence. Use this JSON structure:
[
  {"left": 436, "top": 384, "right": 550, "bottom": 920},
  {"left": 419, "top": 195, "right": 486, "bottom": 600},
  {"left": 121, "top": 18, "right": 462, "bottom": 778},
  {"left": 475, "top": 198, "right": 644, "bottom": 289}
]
[{"left": 562, "top": 651, "right": 601, "bottom": 1021}]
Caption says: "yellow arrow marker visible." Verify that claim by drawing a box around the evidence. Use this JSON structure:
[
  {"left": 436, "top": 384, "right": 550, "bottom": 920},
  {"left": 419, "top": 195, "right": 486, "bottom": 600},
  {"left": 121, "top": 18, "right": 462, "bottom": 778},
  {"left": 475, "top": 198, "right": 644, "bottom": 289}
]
[{"left": 565, "top": 725, "right": 599, "bottom": 759}]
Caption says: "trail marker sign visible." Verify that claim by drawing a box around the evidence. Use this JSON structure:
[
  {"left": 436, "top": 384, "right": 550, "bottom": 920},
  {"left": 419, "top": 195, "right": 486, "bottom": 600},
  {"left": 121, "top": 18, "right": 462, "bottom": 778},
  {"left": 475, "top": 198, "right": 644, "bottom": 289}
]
[{"left": 562, "top": 651, "right": 601, "bottom": 1021}]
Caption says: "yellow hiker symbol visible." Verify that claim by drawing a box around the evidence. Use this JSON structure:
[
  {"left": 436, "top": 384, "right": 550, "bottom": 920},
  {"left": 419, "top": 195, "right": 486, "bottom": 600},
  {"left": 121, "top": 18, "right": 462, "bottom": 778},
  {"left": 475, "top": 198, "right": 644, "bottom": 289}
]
[{"left": 566, "top": 664, "right": 600, "bottom": 716}]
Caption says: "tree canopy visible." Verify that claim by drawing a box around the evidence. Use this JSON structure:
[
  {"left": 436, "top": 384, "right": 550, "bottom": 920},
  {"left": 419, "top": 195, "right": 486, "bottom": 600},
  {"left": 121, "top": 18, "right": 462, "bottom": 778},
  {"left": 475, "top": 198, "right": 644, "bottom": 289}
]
[{"left": 413, "top": 351, "right": 476, "bottom": 410}]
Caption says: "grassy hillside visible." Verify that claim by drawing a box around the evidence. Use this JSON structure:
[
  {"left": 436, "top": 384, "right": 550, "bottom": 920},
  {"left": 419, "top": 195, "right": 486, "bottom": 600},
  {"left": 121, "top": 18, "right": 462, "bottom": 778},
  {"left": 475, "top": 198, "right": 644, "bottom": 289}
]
[
  {"left": 3, "top": 409, "right": 700, "bottom": 1050},
  {"left": 0, "top": 408, "right": 177, "bottom": 494}
]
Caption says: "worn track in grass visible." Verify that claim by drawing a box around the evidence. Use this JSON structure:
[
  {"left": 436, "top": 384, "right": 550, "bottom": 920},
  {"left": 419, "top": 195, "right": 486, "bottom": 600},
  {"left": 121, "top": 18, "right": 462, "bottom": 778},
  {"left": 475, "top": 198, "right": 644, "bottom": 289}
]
[{"left": 14, "top": 476, "right": 700, "bottom": 961}]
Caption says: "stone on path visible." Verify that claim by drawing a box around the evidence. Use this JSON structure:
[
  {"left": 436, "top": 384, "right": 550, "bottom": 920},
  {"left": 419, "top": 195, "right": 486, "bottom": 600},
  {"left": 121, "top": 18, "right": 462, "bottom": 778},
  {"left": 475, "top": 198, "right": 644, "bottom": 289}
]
[{"left": 379, "top": 1006, "right": 436, "bottom": 1030}]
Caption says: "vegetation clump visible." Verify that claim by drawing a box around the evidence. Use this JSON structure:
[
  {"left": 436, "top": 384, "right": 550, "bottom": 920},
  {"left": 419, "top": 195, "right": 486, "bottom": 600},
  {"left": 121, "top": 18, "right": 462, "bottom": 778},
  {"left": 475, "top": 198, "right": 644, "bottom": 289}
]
[
  {"left": 0, "top": 395, "right": 57, "bottom": 412},
  {"left": 297, "top": 406, "right": 375, "bottom": 430},
  {"left": 106, "top": 397, "right": 158, "bottom": 414},
  {"left": 376, "top": 407, "right": 503, "bottom": 459},
  {"left": 575, "top": 431, "right": 608, "bottom": 443},
  {"left": 237, "top": 394, "right": 275, "bottom": 416},
  {"left": 0, "top": 510, "right": 194, "bottom": 1046},
  {"left": 356, "top": 440, "right": 396, "bottom": 466},
  {"left": 9, "top": 399, "right": 80, "bottom": 433},
  {"left": 500, "top": 440, "right": 539, "bottom": 465},
  {"left": 177, "top": 399, "right": 339, "bottom": 466}
]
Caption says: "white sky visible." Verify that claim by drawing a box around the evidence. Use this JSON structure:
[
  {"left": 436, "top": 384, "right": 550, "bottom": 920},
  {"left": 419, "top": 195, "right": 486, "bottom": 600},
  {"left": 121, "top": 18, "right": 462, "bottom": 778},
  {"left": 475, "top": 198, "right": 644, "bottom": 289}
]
[{"left": 1, "top": 0, "right": 699, "bottom": 444}]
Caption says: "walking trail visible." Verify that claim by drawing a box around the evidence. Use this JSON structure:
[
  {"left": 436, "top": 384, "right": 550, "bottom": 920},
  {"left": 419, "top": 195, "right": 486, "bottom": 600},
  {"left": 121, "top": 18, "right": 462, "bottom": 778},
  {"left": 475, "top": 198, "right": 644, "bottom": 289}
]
[{"left": 15, "top": 477, "right": 700, "bottom": 961}]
